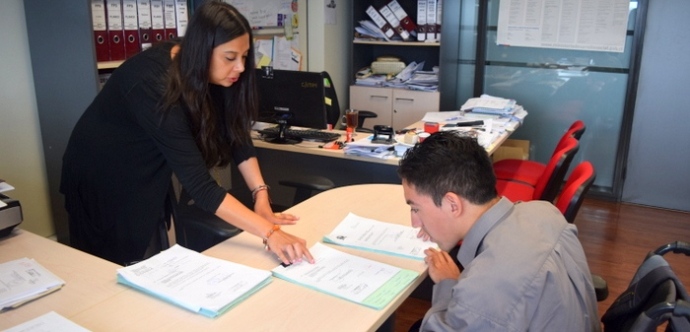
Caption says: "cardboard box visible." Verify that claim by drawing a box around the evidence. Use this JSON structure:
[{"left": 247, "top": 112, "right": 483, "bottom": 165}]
[{"left": 492, "top": 139, "right": 529, "bottom": 162}]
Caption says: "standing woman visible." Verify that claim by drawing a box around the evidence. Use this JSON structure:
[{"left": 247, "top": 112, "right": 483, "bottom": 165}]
[{"left": 60, "top": 0, "right": 313, "bottom": 266}]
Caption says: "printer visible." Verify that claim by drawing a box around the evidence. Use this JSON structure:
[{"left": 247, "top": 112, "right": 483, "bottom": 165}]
[{"left": 0, "top": 181, "right": 23, "bottom": 238}]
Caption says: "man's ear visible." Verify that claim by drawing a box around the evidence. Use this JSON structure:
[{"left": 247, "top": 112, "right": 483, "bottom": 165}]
[{"left": 444, "top": 192, "right": 463, "bottom": 216}]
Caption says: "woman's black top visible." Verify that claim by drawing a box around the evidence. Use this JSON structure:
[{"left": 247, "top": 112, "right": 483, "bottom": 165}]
[{"left": 60, "top": 41, "right": 255, "bottom": 265}]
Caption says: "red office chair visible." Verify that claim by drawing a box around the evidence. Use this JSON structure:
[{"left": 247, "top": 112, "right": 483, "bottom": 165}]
[
  {"left": 553, "top": 161, "right": 608, "bottom": 301},
  {"left": 494, "top": 120, "right": 585, "bottom": 186},
  {"left": 495, "top": 136, "right": 579, "bottom": 203},
  {"left": 555, "top": 161, "right": 596, "bottom": 223}
]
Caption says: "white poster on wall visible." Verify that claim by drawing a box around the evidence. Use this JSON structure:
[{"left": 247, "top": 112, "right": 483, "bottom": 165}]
[{"left": 496, "top": 0, "right": 631, "bottom": 52}]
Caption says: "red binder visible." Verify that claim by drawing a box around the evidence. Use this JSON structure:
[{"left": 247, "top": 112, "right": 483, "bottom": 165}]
[
  {"left": 122, "top": 0, "right": 140, "bottom": 59},
  {"left": 137, "top": 0, "right": 153, "bottom": 51},
  {"left": 365, "top": 6, "right": 394, "bottom": 41},
  {"left": 105, "top": 0, "right": 126, "bottom": 61},
  {"left": 378, "top": 5, "right": 410, "bottom": 40},
  {"left": 150, "top": 0, "right": 165, "bottom": 44},
  {"left": 163, "top": 0, "right": 177, "bottom": 40},
  {"left": 387, "top": 0, "right": 418, "bottom": 36},
  {"left": 91, "top": 0, "right": 109, "bottom": 62}
]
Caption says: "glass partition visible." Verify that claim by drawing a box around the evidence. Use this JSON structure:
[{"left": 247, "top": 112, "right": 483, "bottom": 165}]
[{"left": 441, "top": 0, "right": 640, "bottom": 196}]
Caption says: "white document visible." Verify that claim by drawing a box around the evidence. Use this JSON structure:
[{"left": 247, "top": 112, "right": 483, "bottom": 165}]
[
  {"left": 496, "top": 0, "right": 629, "bottom": 52},
  {"left": 3, "top": 311, "right": 90, "bottom": 332},
  {"left": 0, "top": 179, "right": 14, "bottom": 193},
  {"left": 461, "top": 94, "right": 514, "bottom": 112},
  {"left": 343, "top": 135, "right": 396, "bottom": 159},
  {"left": 272, "top": 35, "right": 300, "bottom": 70},
  {"left": 272, "top": 243, "right": 418, "bottom": 310},
  {"left": 324, "top": 213, "right": 437, "bottom": 260},
  {"left": 0, "top": 258, "right": 65, "bottom": 311},
  {"left": 116, "top": 244, "right": 272, "bottom": 318}
]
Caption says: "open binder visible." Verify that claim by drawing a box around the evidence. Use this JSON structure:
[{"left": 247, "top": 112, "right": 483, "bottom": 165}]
[
  {"left": 116, "top": 244, "right": 272, "bottom": 318},
  {"left": 271, "top": 243, "right": 419, "bottom": 310}
]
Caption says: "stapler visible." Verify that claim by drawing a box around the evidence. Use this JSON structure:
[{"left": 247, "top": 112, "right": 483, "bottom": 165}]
[{"left": 371, "top": 125, "right": 396, "bottom": 145}]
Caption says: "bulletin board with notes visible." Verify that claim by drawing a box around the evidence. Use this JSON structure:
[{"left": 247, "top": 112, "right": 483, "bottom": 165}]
[
  {"left": 223, "top": 0, "right": 295, "bottom": 28},
  {"left": 221, "top": 0, "right": 304, "bottom": 71}
]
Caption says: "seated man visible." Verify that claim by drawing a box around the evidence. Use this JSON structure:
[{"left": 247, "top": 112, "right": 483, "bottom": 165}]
[{"left": 398, "top": 131, "right": 599, "bottom": 331}]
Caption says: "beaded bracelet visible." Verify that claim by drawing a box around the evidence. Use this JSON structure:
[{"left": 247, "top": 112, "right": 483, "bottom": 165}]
[
  {"left": 262, "top": 224, "right": 280, "bottom": 250},
  {"left": 251, "top": 184, "right": 270, "bottom": 202}
]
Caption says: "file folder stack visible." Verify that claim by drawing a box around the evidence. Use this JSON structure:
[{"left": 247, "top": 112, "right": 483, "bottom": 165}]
[
  {"left": 416, "top": 0, "right": 442, "bottom": 42},
  {"left": 116, "top": 245, "right": 272, "bottom": 318},
  {"left": 92, "top": 0, "right": 188, "bottom": 62}
]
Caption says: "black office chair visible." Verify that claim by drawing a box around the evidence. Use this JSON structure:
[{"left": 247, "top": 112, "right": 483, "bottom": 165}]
[
  {"left": 170, "top": 185, "right": 242, "bottom": 253},
  {"left": 278, "top": 174, "right": 335, "bottom": 207},
  {"left": 601, "top": 241, "right": 690, "bottom": 331},
  {"left": 356, "top": 110, "right": 378, "bottom": 133},
  {"left": 335, "top": 108, "right": 378, "bottom": 133},
  {"left": 169, "top": 171, "right": 334, "bottom": 252}
]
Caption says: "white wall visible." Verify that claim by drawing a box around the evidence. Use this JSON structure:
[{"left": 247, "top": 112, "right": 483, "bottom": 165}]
[
  {"left": 306, "top": 1, "right": 351, "bottom": 113},
  {"left": 0, "top": 0, "right": 55, "bottom": 236}
]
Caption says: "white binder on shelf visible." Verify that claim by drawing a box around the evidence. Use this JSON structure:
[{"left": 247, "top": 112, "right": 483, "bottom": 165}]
[
  {"left": 426, "top": 0, "right": 437, "bottom": 41},
  {"left": 174, "top": 0, "right": 188, "bottom": 37},
  {"left": 416, "top": 0, "right": 427, "bottom": 41}
]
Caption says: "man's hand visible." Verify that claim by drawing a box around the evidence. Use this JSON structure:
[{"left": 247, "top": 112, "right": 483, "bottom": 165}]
[{"left": 424, "top": 248, "right": 461, "bottom": 284}]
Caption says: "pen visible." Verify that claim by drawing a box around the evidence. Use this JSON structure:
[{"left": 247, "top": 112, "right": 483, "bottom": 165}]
[{"left": 455, "top": 120, "right": 484, "bottom": 127}]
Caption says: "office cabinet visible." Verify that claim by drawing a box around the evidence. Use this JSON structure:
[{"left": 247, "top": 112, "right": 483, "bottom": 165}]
[
  {"left": 349, "top": 0, "right": 445, "bottom": 128},
  {"left": 350, "top": 85, "right": 440, "bottom": 130},
  {"left": 350, "top": 0, "right": 444, "bottom": 78}
]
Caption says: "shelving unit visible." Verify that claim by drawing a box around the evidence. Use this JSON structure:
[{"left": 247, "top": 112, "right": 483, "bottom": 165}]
[
  {"left": 349, "top": 0, "right": 444, "bottom": 129},
  {"left": 97, "top": 61, "right": 125, "bottom": 70}
]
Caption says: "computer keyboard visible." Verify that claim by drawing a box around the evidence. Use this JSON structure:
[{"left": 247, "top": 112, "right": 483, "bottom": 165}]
[{"left": 257, "top": 126, "right": 341, "bottom": 142}]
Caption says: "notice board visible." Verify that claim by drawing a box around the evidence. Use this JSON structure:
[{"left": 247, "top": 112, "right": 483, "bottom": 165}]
[{"left": 223, "top": 0, "right": 295, "bottom": 28}]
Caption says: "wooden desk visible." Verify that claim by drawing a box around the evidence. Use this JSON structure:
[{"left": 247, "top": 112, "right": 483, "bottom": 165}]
[
  {"left": 69, "top": 184, "right": 422, "bottom": 332},
  {"left": 0, "top": 230, "right": 126, "bottom": 330},
  {"left": 241, "top": 120, "right": 519, "bottom": 208},
  {"left": 252, "top": 119, "right": 514, "bottom": 165}
]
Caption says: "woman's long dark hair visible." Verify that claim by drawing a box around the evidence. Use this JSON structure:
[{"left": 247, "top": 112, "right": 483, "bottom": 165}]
[{"left": 161, "top": 0, "right": 258, "bottom": 168}]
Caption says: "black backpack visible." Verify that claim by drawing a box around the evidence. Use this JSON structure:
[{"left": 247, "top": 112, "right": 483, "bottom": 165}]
[{"left": 601, "top": 241, "right": 690, "bottom": 331}]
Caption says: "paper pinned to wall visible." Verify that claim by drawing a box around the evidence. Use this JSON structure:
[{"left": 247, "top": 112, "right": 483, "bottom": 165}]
[
  {"left": 496, "top": 0, "right": 630, "bottom": 52},
  {"left": 224, "top": 0, "right": 296, "bottom": 28},
  {"left": 272, "top": 35, "right": 301, "bottom": 70},
  {"left": 253, "top": 36, "right": 301, "bottom": 70}
]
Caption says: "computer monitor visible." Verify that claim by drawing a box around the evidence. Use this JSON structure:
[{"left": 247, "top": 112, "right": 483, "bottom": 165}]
[{"left": 255, "top": 67, "right": 340, "bottom": 134}]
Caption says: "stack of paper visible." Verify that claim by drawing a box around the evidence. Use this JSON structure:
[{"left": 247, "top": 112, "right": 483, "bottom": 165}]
[
  {"left": 271, "top": 243, "right": 419, "bottom": 310},
  {"left": 343, "top": 135, "right": 396, "bottom": 159},
  {"left": 3, "top": 311, "right": 90, "bottom": 332},
  {"left": 353, "top": 62, "right": 439, "bottom": 92},
  {"left": 116, "top": 244, "right": 272, "bottom": 318},
  {"left": 355, "top": 20, "right": 390, "bottom": 41},
  {"left": 461, "top": 94, "right": 518, "bottom": 115},
  {"left": 0, "top": 258, "right": 65, "bottom": 311},
  {"left": 323, "top": 213, "right": 437, "bottom": 260}
]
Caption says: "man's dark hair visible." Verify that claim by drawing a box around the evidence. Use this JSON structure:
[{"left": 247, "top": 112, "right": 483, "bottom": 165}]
[{"left": 398, "top": 131, "right": 498, "bottom": 206}]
